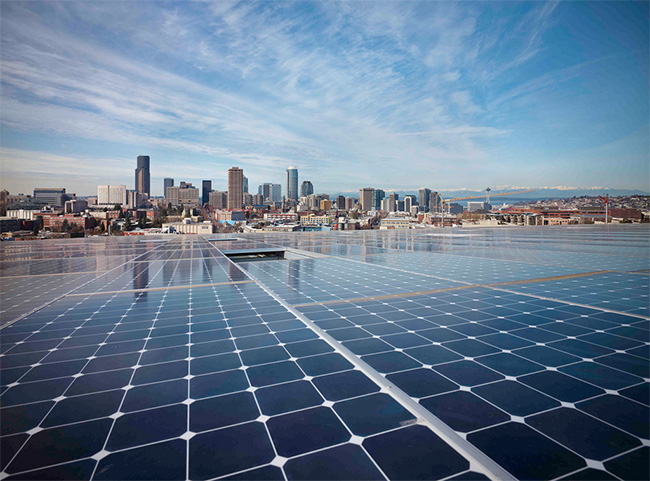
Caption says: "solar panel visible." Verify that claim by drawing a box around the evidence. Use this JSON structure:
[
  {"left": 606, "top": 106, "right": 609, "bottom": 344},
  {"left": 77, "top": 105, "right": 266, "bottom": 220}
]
[{"left": 1, "top": 226, "right": 648, "bottom": 480}]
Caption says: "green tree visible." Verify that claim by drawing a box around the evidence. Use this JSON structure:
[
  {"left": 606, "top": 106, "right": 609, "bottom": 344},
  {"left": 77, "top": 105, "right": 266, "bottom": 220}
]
[
  {"left": 124, "top": 216, "right": 133, "bottom": 231},
  {"left": 61, "top": 219, "right": 70, "bottom": 232},
  {"left": 113, "top": 204, "right": 122, "bottom": 211}
]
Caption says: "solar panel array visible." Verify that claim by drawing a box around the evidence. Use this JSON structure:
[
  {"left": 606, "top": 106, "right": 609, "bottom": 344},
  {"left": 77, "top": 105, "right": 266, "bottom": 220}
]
[{"left": 1, "top": 225, "right": 648, "bottom": 481}]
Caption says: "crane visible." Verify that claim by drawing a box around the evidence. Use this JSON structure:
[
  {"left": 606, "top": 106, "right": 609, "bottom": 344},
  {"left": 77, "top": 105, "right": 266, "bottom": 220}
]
[
  {"left": 598, "top": 194, "right": 609, "bottom": 224},
  {"left": 435, "top": 188, "right": 536, "bottom": 227}
]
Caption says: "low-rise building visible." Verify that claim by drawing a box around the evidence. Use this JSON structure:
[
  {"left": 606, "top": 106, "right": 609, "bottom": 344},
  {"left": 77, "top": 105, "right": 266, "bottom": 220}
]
[
  {"left": 264, "top": 213, "right": 299, "bottom": 223},
  {"left": 215, "top": 210, "right": 245, "bottom": 222},
  {"left": 162, "top": 219, "right": 213, "bottom": 234},
  {"left": 380, "top": 217, "right": 411, "bottom": 229},
  {"left": 300, "top": 214, "right": 331, "bottom": 226}
]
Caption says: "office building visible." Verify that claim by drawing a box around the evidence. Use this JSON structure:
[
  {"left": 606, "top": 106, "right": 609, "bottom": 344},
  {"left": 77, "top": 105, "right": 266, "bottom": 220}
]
[
  {"left": 33, "top": 188, "right": 69, "bottom": 207},
  {"left": 419, "top": 188, "right": 431, "bottom": 211},
  {"left": 135, "top": 155, "right": 150, "bottom": 196},
  {"left": 467, "top": 202, "right": 491, "bottom": 212},
  {"left": 371, "top": 189, "right": 385, "bottom": 211},
  {"left": 320, "top": 199, "right": 332, "bottom": 210},
  {"left": 127, "top": 191, "right": 142, "bottom": 209},
  {"left": 209, "top": 191, "right": 227, "bottom": 210},
  {"left": 301, "top": 181, "right": 314, "bottom": 197},
  {"left": 335, "top": 195, "right": 345, "bottom": 209},
  {"left": 164, "top": 178, "right": 174, "bottom": 196},
  {"left": 359, "top": 188, "right": 374, "bottom": 211},
  {"left": 202, "top": 181, "right": 212, "bottom": 205},
  {"left": 253, "top": 193, "right": 264, "bottom": 205},
  {"left": 404, "top": 195, "right": 416, "bottom": 213},
  {"left": 259, "top": 183, "right": 272, "bottom": 203},
  {"left": 430, "top": 191, "right": 442, "bottom": 212},
  {"left": 228, "top": 167, "right": 244, "bottom": 210},
  {"left": 243, "top": 193, "right": 253, "bottom": 206},
  {"left": 345, "top": 197, "right": 355, "bottom": 210},
  {"left": 64, "top": 199, "right": 88, "bottom": 214},
  {"left": 97, "top": 185, "right": 127, "bottom": 206},
  {"left": 243, "top": 176, "right": 248, "bottom": 194},
  {"left": 271, "top": 184, "right": 282, "bottom": 203},
  {"left": 166, "top": 182, "right": 199, "bottom": 206},
  {"left": 286, "top": 167, "right": 298, "bottom": 200}
]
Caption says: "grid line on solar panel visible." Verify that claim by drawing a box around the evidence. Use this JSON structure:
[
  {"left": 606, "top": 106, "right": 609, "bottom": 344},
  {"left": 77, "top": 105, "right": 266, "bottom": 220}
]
[
  {"left": 292, "top": 285, "right": 649, "bottom": 480},
  {"left": 1, "top": 228, "right": 649, "bottom": 481},
  {"left": 0, "top": 251, "right": 483, "bottom": 480}
]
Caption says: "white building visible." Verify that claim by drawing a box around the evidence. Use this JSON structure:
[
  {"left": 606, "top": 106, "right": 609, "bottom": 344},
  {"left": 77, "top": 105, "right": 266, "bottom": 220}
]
[
  {"left": 162, "top": 219, "right": 213, "bottom": 234},
  {"left": 98, "top": 185, "right": 127, "bottom": 206}
]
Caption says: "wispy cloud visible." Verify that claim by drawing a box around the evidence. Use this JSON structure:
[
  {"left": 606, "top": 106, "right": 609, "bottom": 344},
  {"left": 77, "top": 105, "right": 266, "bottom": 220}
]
[{"left": 0, "top": 0, "right": 647, "bottom": 194}]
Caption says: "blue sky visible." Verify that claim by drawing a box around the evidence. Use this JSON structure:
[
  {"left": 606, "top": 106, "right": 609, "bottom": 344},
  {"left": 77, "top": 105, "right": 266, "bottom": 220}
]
[{"left": 1, "top": 1, "right": 648, "bottom": 196}]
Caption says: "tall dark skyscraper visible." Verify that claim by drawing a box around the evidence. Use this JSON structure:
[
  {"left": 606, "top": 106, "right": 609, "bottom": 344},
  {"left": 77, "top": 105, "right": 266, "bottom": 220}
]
[
  {"left": 164, "top": 178, "right": 174, "bottom": 198},
  {"left": 419, "top": 188, "right": 431, "bottom": 211},
  {"left": 135, "top": 155, "right": 150, "bottom": 197},
  {"left": 301, "top": 180, "right": 313, "bottom": 197},
  {"left": 202, "top": 180, "right": 212, "bottom": 205}
]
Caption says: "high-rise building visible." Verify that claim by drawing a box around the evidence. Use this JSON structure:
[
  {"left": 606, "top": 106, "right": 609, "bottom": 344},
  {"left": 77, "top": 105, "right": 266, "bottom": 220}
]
[
  {"left": 286, "top": 167, "right": 298, "bottom": 200},
  {"left": 359, "top": 188, "right": 374, "bottom": 211},
  {"left": 335, "top": 195, "right": 345, "bottom": 209},
  {"left": 97, "top": 185, "right": 127, "bottom": 206},
  {"left": 202, "top": 180, "right": 212, "bottom": 205},
  {"left": 33, "top": 188, "right": 70, "bottom": 206},
  {"left": 228, "top": 167, "right": 244, "bottom": 210},
  {"left": 271, "top": 184, "right": 282, "bottom": 203},
  {"left": 135, "top": 156, "right": 150, "bottom": 196},
  {"left": 301, "top": 181, "right": 314, "bottom": 197},
  {"left": 127, "top": 191, "right": 142, "bottom": 209},
  {"left": 429, "top": 191, "right": 442, "bottom": 213},
  {"left": 345, "top": 197, "right": 355, "bottom": 211},
  {"left": 371, "top": 189, "right": 385, "bottom": 211},
  {"left": 164, "top": 178, "right": 174, "bottom": 196},
  {"left": 243, "top": 176, "right": 249, "bottom": 194},
  {"left": 259, "top": 183, "right": 273, "bottom": 203},
  {"left": 419, "top": 188, "right": 431, "bottom": 211},
  {"left": 404, "top": 195, "right": 416, "bottom": 213},
  {"left": 253, "top": 193, "right": 264, "bottom": 205},
  {"left": 209, "top": 191, "right": 228, "bottom": 209},
  {"left": 320, "top": 199, "right": 332, "bottom": 210},
  {"left": 166, "top": 182, "right": 199, "bottom": 206}
]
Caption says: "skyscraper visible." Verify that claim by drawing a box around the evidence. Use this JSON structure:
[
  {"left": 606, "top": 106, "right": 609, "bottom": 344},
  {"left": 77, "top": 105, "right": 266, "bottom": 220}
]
[
  {"left": 243, "top": 176, "right": 249, "bottom": 194},
  {"left": 135, "top": 156, "right": 150, "bottom": 197},
  {"left": 259, "top": 183, "right": 272, "bottom": 203},
  {"left": 271, "top": 184, "right": 282, "bottom": 203},
  {"left": 419, "top": 188, "right": 431, "bottom": 211},
  {"left": 286, "top": 167, "right": 298, "bottom": 200},
  {"left": 371, "top": 189, "right": 385, "bottom": 211},
  {"left": 202, "top": 180, "right": 212, "bottom": 205},
  {"left": 164, "top": 178, "right": 174, "bottom": 197},
  {"left": 301, "top": 181, "right": 314, "bottom": 197},
  {"left": 228, "top": 167, "right": 244, "bottom": 210},
  {"left": 404, "top": 195, "right": 416, "bottom": 213},
  {"left": 359, "top": 188, "right": 374, "bottom": 211}
]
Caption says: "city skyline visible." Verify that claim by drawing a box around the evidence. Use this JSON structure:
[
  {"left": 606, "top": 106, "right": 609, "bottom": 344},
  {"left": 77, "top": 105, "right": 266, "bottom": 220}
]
[{"left": 1, "top": 1, "right": 648, "bottom": 195}]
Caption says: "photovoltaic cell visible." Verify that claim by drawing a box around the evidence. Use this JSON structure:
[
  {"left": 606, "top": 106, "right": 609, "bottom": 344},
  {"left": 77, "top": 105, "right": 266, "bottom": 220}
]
[{"left": 0, "top": 226, "right": 648, "bottom": 480}]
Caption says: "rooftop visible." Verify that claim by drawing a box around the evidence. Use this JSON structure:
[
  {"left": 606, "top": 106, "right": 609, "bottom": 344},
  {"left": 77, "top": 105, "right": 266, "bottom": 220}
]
[{"left": 1, "top": 225, "right": 648, "bottom": 480}]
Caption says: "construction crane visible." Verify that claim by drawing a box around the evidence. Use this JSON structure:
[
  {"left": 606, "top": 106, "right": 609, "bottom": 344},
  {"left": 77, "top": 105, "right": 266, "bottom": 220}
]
[
  {"left": 598, "top": 194, "right": 609, "bottom": 224},
  {"left": 435, "top": 188, "right": 536, "bottom": 227}
]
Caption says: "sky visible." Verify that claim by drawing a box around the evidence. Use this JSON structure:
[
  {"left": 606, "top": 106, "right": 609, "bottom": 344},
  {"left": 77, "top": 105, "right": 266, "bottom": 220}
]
[{"left": 0, "top": 1, "right": 648, "bottom": 197}]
